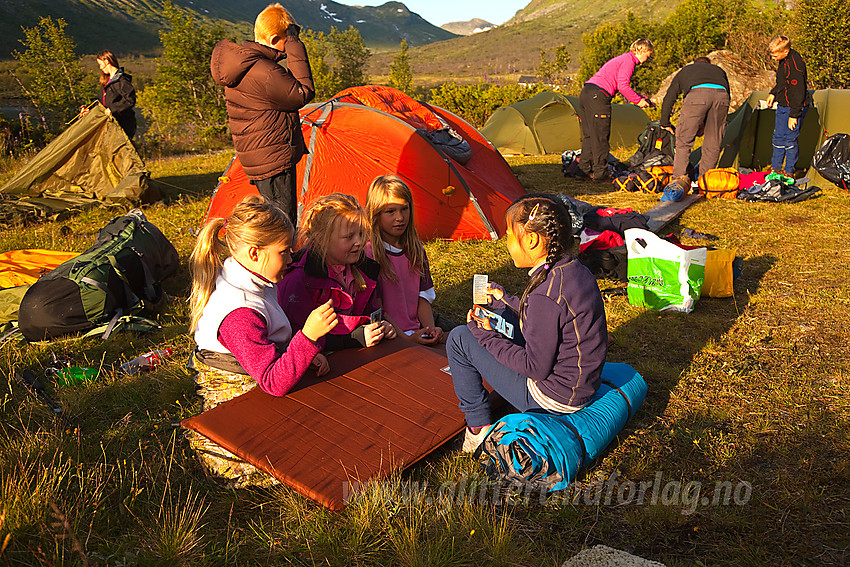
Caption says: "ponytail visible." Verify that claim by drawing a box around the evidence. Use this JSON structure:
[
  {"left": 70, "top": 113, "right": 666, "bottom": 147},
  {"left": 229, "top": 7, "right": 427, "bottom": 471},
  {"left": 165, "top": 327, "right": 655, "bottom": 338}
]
[
  {"left": 504, "top": 195, "right": 574, "bottom": 325},
  {"left": 189, "top": 218, "right": 228, "bottom": 332}
]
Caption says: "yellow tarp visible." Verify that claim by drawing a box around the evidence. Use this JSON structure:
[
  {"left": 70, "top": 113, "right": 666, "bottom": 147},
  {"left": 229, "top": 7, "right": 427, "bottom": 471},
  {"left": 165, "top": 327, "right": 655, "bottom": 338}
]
[{"left": 0, "top": 249, "right": 79, "bottom": 288}]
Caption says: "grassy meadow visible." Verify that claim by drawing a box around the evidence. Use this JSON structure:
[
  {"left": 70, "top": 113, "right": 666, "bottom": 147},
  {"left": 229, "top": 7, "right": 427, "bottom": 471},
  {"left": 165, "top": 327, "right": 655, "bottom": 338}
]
[{"left": 0, "top": 150, "right": 848, "bottom": 566}]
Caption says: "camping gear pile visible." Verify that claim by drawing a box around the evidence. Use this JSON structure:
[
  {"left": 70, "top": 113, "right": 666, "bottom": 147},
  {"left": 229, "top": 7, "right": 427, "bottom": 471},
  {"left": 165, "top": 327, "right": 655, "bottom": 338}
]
[
  {"left": 206, "top": 85, "right": 526, "bottom": 241},
  {"left": 477, "top": 363, "right": 647, "bottom": 492}
]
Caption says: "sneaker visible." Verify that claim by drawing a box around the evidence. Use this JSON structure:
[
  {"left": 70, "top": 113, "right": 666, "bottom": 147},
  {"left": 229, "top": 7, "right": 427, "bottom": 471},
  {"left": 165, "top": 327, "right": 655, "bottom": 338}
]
[{"left": 461, "top": 425, "right": 490, "bottom": 453}]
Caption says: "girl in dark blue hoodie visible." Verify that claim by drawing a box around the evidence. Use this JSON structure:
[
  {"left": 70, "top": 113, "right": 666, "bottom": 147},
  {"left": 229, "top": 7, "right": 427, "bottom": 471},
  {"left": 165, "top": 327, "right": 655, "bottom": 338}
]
[{"left": 447, "top": 195, "right": 608, "bottom": 452}]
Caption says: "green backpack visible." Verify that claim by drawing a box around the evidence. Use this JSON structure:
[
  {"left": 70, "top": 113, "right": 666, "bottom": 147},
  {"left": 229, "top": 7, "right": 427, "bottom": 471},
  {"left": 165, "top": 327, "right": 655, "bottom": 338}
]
[{"left": 18, "top": 209, "right": 179, "bottom": 341}]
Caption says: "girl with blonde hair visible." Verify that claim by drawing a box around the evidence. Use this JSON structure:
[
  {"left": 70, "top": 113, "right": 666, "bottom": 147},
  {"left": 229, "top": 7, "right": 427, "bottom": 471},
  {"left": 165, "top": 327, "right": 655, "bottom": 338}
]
[
  {"left": 188, "top": 197, "right": 337, "bottom": 485},
  {"left": 365, "top": 174, "right": 446, "bottom": 344},
  {"left": 278, "top": 193, "right": 396, "bottom": 350}
]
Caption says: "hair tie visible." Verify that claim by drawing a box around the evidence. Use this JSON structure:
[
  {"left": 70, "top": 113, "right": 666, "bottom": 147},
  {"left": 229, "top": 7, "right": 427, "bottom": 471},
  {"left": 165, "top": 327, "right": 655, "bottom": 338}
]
[
  {"left": 528, "top": 203, "right": 540, "bottom": 221},
  {"left": 544, "top": 263, "right": 550, "bottom": 270}
]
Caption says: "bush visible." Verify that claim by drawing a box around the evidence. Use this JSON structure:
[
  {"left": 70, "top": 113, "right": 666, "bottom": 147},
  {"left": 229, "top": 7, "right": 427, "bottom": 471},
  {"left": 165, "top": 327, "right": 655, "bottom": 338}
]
[{"left": 429, "top": 82, "right": 547, "bottom": 128}]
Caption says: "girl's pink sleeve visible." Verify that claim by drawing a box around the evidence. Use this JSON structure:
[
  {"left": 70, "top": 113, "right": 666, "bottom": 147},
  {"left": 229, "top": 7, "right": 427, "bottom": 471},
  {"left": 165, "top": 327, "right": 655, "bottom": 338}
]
[{"left": 217, "top": 307, "right": 321, "bottom": 397}]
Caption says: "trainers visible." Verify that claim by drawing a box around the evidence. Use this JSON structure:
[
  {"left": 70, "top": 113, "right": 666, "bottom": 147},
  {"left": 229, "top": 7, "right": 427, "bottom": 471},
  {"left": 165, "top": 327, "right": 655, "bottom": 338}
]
[{"left": 461, "top": 425, "right": 490, "bottom": 453}]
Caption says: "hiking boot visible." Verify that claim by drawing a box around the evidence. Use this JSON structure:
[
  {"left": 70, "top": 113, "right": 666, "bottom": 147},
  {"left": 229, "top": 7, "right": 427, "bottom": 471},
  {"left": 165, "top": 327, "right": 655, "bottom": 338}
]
[
  {"left": 461, "top": 425, "right": 490, "bottom": 453},
  {"left": 592, "top": 172, "right": 613, "bottom": 183}
]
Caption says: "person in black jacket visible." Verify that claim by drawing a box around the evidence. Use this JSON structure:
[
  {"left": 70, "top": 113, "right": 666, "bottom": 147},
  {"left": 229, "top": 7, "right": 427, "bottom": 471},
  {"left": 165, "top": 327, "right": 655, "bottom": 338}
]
[
  {"left": 95, "top": 50, "right": 137, "bottom": 140},
  {"left": 765, "top": 36, "right": 808, "bottom": 176},
  {"left": 660, "top": 57, "right": 730, "bottom": 187}
]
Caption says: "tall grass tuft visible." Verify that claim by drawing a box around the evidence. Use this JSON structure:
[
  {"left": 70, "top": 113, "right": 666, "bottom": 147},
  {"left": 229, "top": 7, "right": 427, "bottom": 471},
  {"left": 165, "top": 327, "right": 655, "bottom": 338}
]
[{"left": 146, "top": 488, "right": 209, "bottom": 565}]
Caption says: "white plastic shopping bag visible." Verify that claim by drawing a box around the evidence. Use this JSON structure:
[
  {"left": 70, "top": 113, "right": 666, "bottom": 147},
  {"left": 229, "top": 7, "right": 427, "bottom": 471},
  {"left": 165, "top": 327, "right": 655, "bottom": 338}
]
[{"left": 625, "top": 228, "right": 707, "bottom": 313}]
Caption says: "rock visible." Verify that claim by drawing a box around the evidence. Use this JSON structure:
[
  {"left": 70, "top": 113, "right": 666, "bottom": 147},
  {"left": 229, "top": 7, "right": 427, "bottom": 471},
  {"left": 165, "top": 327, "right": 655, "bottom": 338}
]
[
  {"left": 561, "top": 545, "right": 666, "bottom": 567},
  {"left": 652, "top": 50, "right": 775, "bottom": 111}
]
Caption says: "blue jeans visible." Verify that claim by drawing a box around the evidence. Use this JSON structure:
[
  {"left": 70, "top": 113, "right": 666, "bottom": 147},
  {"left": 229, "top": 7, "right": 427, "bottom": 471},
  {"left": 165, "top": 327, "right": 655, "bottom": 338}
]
[
  {"left": 771, "top": 105, "right": 807, "bottom": 172},
  {"left": 446, "top": 323, "right": 546, "bottom": 428}
]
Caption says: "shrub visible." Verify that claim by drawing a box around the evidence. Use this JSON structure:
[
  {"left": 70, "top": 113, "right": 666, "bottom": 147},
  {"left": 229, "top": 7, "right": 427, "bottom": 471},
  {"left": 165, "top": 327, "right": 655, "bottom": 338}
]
[{"left": 429, "top": 82, "right": 547, "bottom": 127}]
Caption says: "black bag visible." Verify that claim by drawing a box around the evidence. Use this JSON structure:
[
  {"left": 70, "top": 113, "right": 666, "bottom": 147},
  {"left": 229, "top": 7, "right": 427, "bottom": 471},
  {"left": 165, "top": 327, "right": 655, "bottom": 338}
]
[
  {"left": 18, "top": 209, "right": 179, "bottom": 341},
  {"left": 629, "top": 121, "right": 674, "bottom": 169},
  {"left": 812, "top": 133, "right": 850, "bottom": 191}
]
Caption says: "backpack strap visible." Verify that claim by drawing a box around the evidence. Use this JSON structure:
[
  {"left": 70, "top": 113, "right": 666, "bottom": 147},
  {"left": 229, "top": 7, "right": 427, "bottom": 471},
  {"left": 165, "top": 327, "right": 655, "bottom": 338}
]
[{"left": 83, "top": 314, "right": 161, "bottom": 340}]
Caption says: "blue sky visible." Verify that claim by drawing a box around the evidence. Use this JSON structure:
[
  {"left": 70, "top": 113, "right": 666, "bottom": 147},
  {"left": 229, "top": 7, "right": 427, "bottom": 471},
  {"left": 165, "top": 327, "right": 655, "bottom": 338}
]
[{"left": 333, "top": 1, "right": 530, "bottom": 27}]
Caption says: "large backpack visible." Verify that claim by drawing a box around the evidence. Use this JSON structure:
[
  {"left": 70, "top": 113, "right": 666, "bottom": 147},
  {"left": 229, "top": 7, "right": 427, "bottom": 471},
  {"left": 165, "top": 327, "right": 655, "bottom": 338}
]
[
  {"left": 629, "top": 121, "right": 674, "bottom": 169},
  {"left": 18, "top": 210, "right": 179, "bottom": 341}
]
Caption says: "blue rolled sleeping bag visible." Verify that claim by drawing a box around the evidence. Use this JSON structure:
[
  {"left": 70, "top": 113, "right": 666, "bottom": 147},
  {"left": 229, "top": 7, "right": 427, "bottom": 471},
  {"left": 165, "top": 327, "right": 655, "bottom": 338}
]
[{"left": 479, "top": 363, "right": 647, "bottom": 492}]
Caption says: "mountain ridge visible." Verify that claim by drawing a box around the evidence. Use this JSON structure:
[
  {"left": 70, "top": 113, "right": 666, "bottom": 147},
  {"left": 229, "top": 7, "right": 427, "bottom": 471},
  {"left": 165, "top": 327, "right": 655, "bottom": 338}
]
[{"left": 0, "top": 0, "right": 457, "bottom": 59}]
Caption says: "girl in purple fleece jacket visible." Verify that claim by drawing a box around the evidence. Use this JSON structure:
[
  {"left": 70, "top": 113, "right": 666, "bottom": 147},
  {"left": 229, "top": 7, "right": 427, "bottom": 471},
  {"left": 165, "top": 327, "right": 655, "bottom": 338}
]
[
  {"left": 190, "top": 197, "right": 338, "bottom": 399},
  {"left": 447, "top": 195, "right": 608, "bottom": 452}
]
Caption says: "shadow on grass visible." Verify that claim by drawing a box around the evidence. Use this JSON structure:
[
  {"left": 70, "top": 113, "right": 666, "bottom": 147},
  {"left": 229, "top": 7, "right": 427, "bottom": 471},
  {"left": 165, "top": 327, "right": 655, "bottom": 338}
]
[{"left": 152, "top": 171, "right": 223, "bottom": 201}]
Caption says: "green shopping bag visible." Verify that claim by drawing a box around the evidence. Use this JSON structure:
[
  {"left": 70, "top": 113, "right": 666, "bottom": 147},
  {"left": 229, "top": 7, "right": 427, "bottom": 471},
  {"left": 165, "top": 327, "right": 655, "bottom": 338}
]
[{"left": 625, "top": 228, "right": 707, "bottom": 313}]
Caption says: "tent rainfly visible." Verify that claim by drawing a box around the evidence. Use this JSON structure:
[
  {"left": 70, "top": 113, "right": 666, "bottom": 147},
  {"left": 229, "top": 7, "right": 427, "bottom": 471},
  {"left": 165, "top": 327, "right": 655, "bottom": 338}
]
[
  {"left": 205, "top": 85, "right": 527, "bottom": 241},
  {"left": 480, "top": 91, "right": 650, "bottom": 155}
]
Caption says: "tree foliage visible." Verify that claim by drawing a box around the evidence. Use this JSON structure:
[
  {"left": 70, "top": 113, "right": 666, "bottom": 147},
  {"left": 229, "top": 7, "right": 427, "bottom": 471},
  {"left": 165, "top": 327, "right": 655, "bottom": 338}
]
[
  {"left": 389, "top": 39, "right": 413, "bottom": 94},
  {"left": 537, "top": 45, "right": 571, "bottom": 85},
  {"left": 303, "top": 26, "right": 371, "bottom": 100},
  {"left": 794, "top": 0, "right": 850, "bottom": 89},
  {"left": 136, "top": 2, "right": 227, "bottom": 147},
  {"left": 12, "top": 16, "right": 88, "bottom": 131},
  {"left": 429, "top": 82, "right": 547, "bottom": 128}
]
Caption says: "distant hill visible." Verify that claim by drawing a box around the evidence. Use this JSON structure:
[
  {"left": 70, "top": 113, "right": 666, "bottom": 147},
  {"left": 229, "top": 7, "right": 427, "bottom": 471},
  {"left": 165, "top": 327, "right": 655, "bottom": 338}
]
[
  {"left": 440, "top": 19, "right": 496, "bottom": 36},
  {"left": 371, "top": 0, "right": 680, "bottom": 80},
  {"left": 0, "top": 0, "right": 457, "bottom": 60}
]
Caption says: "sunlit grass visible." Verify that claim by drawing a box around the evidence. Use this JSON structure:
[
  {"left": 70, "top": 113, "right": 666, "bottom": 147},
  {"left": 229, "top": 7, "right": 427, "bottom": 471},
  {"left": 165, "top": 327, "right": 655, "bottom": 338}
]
[{"left": 0, "top": 151, "right": 848, "bottom": 564}]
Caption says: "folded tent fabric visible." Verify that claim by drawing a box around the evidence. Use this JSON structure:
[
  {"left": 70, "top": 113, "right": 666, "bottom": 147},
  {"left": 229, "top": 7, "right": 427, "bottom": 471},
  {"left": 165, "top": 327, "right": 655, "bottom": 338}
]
[{"left": 479, "top": 362, "right": 647, "bottom": 493}]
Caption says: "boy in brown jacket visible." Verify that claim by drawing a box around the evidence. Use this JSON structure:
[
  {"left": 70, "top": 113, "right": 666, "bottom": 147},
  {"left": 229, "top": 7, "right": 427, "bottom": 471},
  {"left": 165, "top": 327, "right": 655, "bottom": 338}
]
[{"left": 211, "top": 3, "right": 314, "bottom": 222}]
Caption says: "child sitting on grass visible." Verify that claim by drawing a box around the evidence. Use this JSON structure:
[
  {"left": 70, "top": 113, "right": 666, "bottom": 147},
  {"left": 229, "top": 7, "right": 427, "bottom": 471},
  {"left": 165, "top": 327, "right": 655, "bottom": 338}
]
[
  {"left": 188, "top": 197, "right": 337, "bottom": 485},
  {"left": 278, "top": 193, "right": 396, "bottom": 351},
  {"left": 447, "top": 195, "right": 608, "bottom": 453},
  {"left": 365, "top": 174, "right": 450, "bottom": 345}
]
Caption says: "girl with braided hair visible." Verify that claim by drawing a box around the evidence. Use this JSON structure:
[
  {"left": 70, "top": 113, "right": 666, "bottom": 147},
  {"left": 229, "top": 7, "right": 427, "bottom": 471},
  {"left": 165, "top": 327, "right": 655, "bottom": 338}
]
[{"left": 447, "top": 195, "right": 608, "bottom": 452}]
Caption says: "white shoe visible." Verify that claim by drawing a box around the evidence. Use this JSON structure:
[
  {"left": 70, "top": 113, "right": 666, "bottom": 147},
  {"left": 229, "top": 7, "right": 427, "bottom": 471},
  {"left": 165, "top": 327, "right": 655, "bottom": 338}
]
[{"left": 461, "top": 426, "right": 490, "bottom": 453}]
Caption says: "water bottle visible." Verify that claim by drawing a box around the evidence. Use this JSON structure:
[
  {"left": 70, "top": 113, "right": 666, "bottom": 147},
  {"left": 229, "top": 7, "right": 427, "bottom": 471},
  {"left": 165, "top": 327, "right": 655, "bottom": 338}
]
[{"left": 120, "top": 348, "right": 173, "bottom": 375}]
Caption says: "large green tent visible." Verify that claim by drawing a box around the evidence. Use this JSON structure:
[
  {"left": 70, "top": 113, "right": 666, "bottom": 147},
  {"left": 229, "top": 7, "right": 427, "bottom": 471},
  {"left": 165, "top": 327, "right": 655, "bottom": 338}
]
[
  {"left": 694, "top": 89, "right": 850, "bottom": 190},
  {"left": 480, "top": 91, "right": 650, "bottom": 155},
  {"left": 0, "top": 102, "right": 156, "bottom": 225}
]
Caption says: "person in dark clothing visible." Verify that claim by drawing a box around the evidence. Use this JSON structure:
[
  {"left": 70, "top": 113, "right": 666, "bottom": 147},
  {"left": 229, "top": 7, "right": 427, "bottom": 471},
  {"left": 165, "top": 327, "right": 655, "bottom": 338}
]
[
  {"left": 447, "top": 195, "right": 608, "bottom": 453},
  {"left": 578, "top": 38, "right": 653, "bottom": 182},
  {"left": 211, "top": 2, "right": 314, "bottom": 223},
  {"left": 96, "top": 50, "right": 136, "bottom": 139},
  {"left": 659, "top": 56, "right": 730, "bottom": 186},
  {"left": 765, "top": 35, "right": 808, "bottom": 176}
]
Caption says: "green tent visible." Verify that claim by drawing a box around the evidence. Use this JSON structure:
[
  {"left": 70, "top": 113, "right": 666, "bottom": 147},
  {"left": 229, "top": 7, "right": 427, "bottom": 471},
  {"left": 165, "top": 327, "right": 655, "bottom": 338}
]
[
  {"left": 0, "top": 102, "right": 156, "bottom": 225},
  {"left": 480, "top": 90, "right": 650, "bottom": 155},
  {"left": 694, "top": 89, "right": 850, "bottom": 190}
]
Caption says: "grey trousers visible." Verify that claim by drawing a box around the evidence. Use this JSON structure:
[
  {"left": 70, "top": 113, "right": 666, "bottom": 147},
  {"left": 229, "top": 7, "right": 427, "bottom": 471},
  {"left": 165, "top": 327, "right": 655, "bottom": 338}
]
[{"left": 673, "top": 89, "right": 730, "bottom": 178}]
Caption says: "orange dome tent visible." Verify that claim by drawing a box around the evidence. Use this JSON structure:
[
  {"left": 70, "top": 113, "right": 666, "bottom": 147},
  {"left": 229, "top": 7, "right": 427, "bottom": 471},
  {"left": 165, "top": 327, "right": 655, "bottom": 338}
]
[{"left": 205, "top": 85, "right": 526, "bottom": 240}]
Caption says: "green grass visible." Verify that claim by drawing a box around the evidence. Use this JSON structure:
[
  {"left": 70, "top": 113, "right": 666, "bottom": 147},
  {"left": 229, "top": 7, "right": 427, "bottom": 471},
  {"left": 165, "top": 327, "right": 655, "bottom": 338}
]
[{"left": 0, "top": 152, "right": 848, "bottom": 565}]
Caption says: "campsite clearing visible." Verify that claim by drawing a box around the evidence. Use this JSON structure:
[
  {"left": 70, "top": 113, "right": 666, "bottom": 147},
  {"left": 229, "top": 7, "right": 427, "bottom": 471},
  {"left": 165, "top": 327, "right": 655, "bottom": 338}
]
[{"left": 0, "top": 151, "right": 848, "bottom": 565}]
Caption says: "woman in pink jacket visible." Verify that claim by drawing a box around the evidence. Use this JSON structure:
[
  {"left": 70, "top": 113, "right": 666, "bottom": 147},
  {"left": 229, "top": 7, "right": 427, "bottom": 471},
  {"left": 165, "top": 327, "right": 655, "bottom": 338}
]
[{"left": 578, "top": 39, "right": 654, "bottom": 183}]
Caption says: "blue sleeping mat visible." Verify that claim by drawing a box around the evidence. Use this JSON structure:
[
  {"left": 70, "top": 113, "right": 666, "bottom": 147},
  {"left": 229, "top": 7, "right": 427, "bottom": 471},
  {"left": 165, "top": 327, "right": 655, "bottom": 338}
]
[{"left": 479, "top": 362, "right": 647, "bottom": 492}]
